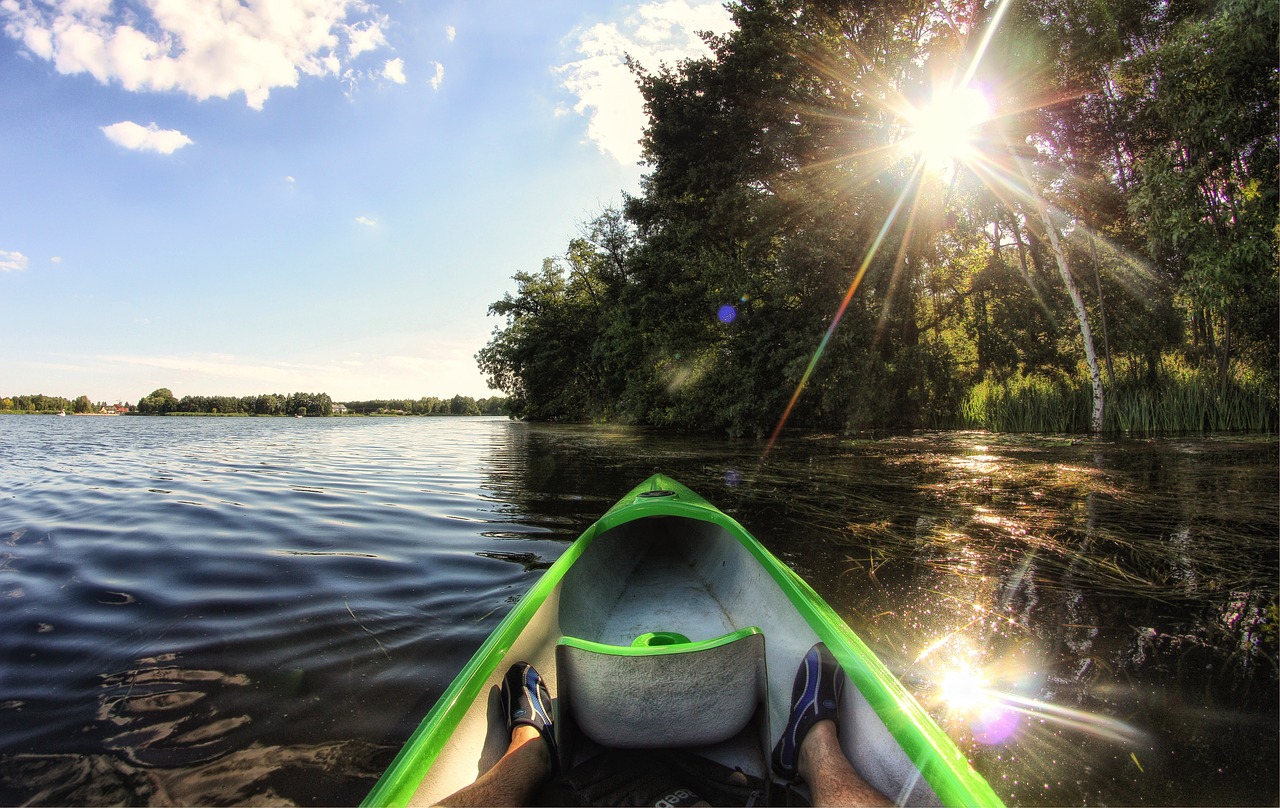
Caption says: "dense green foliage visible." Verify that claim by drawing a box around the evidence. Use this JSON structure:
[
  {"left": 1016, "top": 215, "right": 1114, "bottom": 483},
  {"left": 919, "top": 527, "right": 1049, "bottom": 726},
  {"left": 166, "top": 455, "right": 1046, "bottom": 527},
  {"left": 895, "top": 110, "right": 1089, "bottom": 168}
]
[{"left": 479, "top": 0, "right": 1277, "bottom": 435}]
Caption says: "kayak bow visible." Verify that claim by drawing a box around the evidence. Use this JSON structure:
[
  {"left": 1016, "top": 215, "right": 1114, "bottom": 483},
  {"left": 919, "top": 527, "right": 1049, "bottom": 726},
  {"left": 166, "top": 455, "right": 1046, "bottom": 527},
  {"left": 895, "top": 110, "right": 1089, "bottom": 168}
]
[{"left": 365, "top": 474, "right": 1000, "bottom": 807}]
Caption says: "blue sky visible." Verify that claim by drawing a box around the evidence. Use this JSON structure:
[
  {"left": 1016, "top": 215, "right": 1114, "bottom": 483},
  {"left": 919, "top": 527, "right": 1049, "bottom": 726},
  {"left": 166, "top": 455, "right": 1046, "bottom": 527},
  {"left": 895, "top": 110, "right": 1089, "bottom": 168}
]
[{"left": 0, "top": 0, "right": 735, "bottom": 403}]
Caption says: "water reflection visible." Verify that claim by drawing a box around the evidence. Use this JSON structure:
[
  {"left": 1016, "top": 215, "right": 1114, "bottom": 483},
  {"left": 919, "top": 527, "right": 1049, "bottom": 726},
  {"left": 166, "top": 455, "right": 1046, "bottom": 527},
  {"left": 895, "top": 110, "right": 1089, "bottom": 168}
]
[
  {"left": 1, "top": 739, "right": 384, "bottom": 806},
  {"left": 97, "top": 655, "right": 252, "bottom": 768},
  {"left": 0, "top": 648, "right": 392, "bottom": 805}
]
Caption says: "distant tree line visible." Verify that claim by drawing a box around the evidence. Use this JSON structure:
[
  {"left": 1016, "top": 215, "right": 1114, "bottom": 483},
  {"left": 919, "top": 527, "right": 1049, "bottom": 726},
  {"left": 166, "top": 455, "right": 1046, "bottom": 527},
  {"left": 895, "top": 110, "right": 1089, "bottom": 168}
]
[
  {"left": 1, "top": 394, "right": 99, "bottom": 413},
  {"left": 129, "top": 388, "right": 507, "bottom": 417},
  {"left": 2, "top": 390, "right": 510, "bottom": 418},
  {"left": 134, "top": 388, "right": 333, "bottom": 416},
  {"left": 478, "top": 0, "right": 1277, "bottom": 435},
  {"left": 341, "top": 396, "right": 507, "bottom": 416},
  {"left": 2, "top": 390, "right": 510, "bottom": 417}
]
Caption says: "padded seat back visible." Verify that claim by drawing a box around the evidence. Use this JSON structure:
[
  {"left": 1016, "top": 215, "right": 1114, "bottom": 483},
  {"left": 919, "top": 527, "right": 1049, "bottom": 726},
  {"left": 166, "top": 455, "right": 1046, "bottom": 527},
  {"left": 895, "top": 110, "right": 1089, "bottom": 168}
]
[{"left": 555, "top": 627, "right": 766, "bottom": 748}]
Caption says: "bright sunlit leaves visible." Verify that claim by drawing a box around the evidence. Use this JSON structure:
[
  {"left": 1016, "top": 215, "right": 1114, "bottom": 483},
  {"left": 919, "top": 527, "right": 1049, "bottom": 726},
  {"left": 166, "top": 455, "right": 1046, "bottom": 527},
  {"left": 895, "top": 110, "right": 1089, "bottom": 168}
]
[{"left": 903, "top": 85, "right": 992, "bottom": 171}]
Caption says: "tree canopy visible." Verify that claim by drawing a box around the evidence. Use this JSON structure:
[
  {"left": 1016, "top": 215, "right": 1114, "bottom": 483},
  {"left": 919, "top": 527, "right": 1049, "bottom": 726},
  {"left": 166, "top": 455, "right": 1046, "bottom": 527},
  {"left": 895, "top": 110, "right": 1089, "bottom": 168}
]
[{"left": 479, "top": 0, "right": 1277, "bottom": 435}]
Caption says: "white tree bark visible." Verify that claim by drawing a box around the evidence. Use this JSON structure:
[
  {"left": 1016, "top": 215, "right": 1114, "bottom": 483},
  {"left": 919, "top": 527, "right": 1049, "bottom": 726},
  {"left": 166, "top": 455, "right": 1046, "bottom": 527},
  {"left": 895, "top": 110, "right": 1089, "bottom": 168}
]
[
  {"left": 1010, "top": 148, "right": 1106, "bottom": 433},
  {"left": 1032, "top": 202, "right": 1106, "bottom": 433}
]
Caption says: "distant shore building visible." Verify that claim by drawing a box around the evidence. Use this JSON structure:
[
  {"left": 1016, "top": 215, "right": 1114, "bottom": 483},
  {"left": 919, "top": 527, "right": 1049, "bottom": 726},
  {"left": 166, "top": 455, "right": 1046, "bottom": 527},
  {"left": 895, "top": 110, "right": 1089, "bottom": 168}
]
[{"left": 332, "top": 403, "right": 348, "bottom": 415}]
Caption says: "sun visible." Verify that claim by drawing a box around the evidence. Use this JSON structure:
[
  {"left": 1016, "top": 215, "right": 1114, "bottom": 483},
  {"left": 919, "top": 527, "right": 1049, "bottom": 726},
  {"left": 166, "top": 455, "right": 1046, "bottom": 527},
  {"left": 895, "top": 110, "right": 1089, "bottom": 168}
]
[
  {"left": 903, "top": 85, "right": 991, "bottom": 171},
  {"left": 938, "top": 667, "right": 990, "bottom": 713}
]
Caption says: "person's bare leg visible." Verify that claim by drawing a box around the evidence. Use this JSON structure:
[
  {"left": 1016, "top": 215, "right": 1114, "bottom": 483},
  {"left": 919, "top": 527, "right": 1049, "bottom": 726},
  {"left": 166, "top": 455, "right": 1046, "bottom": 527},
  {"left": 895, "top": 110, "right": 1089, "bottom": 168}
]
[
  {"left": 798, "top": 719, "right": 893, "bottom": 807},
  {"left": 435, "top": 725, "right": 549, "bottom": 807}
]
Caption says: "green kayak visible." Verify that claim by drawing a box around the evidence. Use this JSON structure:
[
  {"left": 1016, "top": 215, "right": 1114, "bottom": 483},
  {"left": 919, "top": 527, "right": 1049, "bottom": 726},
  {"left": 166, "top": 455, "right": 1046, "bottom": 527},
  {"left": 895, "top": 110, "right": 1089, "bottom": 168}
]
[{"left": 365, "top": 473, "right": 1001, "bottom": 807}]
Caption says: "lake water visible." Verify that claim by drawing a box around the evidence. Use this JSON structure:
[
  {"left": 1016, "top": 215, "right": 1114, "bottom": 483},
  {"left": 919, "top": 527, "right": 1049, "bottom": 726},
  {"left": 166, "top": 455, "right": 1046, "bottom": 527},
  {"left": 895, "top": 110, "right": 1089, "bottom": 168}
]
[{"left": 0, "top": 415, "right": 1275, "bottom": 806}]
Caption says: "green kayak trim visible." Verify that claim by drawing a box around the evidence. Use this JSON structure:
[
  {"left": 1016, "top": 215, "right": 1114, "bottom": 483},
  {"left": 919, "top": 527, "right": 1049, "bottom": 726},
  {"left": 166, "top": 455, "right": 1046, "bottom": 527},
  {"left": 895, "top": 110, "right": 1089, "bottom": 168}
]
[{"left": 363, "top": 473, "right": 1002, "bottom": 808}]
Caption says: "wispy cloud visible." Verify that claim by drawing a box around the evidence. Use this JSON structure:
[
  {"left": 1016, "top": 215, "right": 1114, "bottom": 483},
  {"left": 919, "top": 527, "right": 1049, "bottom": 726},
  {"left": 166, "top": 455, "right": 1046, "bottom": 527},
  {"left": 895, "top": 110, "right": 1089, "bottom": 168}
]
[
  {"left": 428, "top": 60, "right": 444, "bottom": 91},
  {"left": 445, "top": 25, "right": 456, "bottom": 42},
  {"left": 86, "top": 342, "right": 494, "bottom": 399},
  {"left": 101, "top": 121, "right": 193, "bottom": 154},
  {"left": 382, "top": 57, "right": 406, "bottom": 84},
  {"left": 0, "top": 250, "right": 29, "bottom": 272},
  {"left": 0, "top": 0, "right": 395, "bottom": 109},
  {"left": 97, "top": 352, "right": 335, "bottom": 389},
  {"left": 354, "top": 216, "right": 377, "bottom": 227},
  {"left": 558, "top": 0, "right": 734, "bottom": 165}
]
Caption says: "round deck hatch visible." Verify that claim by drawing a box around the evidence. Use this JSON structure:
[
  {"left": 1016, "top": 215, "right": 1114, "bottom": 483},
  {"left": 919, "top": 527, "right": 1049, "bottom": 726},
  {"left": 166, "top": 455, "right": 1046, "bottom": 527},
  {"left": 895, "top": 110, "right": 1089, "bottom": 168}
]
[{"left": 632, "top": 631, "right": 690, "bottom": 647}]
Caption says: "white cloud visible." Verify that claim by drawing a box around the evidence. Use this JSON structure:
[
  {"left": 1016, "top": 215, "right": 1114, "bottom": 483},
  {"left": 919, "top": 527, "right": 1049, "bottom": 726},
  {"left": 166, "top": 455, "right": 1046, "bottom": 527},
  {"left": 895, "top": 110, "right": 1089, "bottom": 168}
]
[
  {"left": 346, "top": 18, "right": 387, "bottom": 58},
  {"left": 382, "top": 56, "right": 406, "bottom": 84},
  {"left": 101, "top": 120, "right": 193, "bottom": 154},
  {"left": 557, "top": 0, "right": 735, "bottom": 165},
  {"left": 0, "top": 250, "right": 29, "bottom": 272},
  {"left": 285, "top": 175, "right": 296, "bottom": 184},
  {"left": 445, "top": 25, "right": 456, "bottom": 42},
  {"left": 0, "top": 0, "right": 396, "bottom": 109},
  {"left": 354, "top": 215, "right": 377, "bottom": 226},
  {"left": 50, "top": 256, "right": 62, "bottom": 264},
  {"left": 428, "top": 60, "right": 444, "bottom": 91}
]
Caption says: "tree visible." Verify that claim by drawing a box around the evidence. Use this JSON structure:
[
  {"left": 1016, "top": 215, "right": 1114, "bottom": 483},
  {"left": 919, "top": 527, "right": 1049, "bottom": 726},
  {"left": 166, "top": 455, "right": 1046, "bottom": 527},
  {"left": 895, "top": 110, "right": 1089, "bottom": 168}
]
[
  {"left": 1011, "top": 155, "right": 1107, "bottom": 431},
  {"left": 449, "top": 395, "right": 481, "bottom": 416},
  {"left": 137, "top": 388, "right": 177, "bottom": 414},
  {"left": 1124, "top": 0, "right": 1278, "bottom": 383},
  {"left": 478, "top": 237, "right": 616, "bottom": 420},
  {"left": 285, "top": 392, "right": 333, "bottom": 417}
]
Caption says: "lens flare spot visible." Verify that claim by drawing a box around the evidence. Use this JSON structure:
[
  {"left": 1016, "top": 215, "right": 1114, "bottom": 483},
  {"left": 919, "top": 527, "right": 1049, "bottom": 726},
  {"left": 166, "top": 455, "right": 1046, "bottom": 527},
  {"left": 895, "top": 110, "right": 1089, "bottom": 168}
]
[
  {"left": 940, "top": 668, "right": 989, "bottom": 712},
  {"left": 717, "top": 304, "right": 737, "bottom": 324},
  {"left": 972, "top": 705, "right": 1020, "bottom": 745}
]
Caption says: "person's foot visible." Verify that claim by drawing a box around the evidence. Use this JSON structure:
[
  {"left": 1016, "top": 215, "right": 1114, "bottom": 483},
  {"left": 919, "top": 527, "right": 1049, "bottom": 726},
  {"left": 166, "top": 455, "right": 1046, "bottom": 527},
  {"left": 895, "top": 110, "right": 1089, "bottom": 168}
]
[
  {"left": 772, "top": 642, "right": 845, "bottom": 780},
  {"left": 500, "top": 662, "right": 557, "bottom": 767}
]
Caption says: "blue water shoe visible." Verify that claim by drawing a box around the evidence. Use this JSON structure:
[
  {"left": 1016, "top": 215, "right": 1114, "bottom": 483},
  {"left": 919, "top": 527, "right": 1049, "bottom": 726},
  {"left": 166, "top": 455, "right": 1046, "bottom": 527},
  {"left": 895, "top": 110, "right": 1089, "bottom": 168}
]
[
  {"left": 772, "top": 642, "right": 844, "bottom": 780},
  {"left": 501, "top": 662, "right": 557, "bottom": 764}
]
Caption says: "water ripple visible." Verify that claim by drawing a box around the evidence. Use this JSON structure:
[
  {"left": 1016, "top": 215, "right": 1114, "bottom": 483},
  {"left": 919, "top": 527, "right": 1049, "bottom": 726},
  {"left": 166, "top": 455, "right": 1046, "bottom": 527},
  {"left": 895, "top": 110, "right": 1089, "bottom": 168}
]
[{"left": 0, "top": 417, "right": 1274, "bottom": 806}]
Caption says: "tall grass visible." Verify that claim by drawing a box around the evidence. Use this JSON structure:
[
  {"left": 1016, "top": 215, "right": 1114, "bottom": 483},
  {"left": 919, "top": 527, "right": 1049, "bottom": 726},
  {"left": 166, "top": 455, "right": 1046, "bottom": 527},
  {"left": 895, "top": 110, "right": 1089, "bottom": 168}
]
[{"left": 961, "top": 356, "right": 1278, "bottom": 434}]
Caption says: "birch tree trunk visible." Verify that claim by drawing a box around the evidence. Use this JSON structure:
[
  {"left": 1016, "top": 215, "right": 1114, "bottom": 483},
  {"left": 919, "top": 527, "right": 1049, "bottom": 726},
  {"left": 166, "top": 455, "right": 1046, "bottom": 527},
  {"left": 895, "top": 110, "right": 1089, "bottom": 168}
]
[
  {"left": 1032, "top": 203, "right": 1105, "bottom": 433},
  {"left": 1010, "top": 148, "right": 1106, "bottom": 433}
]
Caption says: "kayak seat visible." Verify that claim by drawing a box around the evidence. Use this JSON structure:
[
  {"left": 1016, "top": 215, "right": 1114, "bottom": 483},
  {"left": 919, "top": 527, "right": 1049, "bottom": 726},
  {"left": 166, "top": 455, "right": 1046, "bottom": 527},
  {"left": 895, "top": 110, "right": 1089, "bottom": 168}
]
[{"left": 555, "top": 626, "right": 766, "bottom": 749}]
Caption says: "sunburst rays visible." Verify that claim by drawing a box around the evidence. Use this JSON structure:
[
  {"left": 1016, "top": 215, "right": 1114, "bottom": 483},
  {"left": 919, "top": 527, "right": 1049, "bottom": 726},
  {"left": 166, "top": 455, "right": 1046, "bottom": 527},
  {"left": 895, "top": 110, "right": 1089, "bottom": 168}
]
[{"left": 760, "top": 0, "right": 1156, "bottom": 456}]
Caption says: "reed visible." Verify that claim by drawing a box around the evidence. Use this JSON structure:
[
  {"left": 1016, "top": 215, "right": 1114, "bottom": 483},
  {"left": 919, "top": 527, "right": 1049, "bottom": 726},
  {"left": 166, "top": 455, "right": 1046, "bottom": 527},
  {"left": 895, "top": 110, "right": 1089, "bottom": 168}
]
[{"left": 960, "top": 356, "right": 1277, "bottom": 435}]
